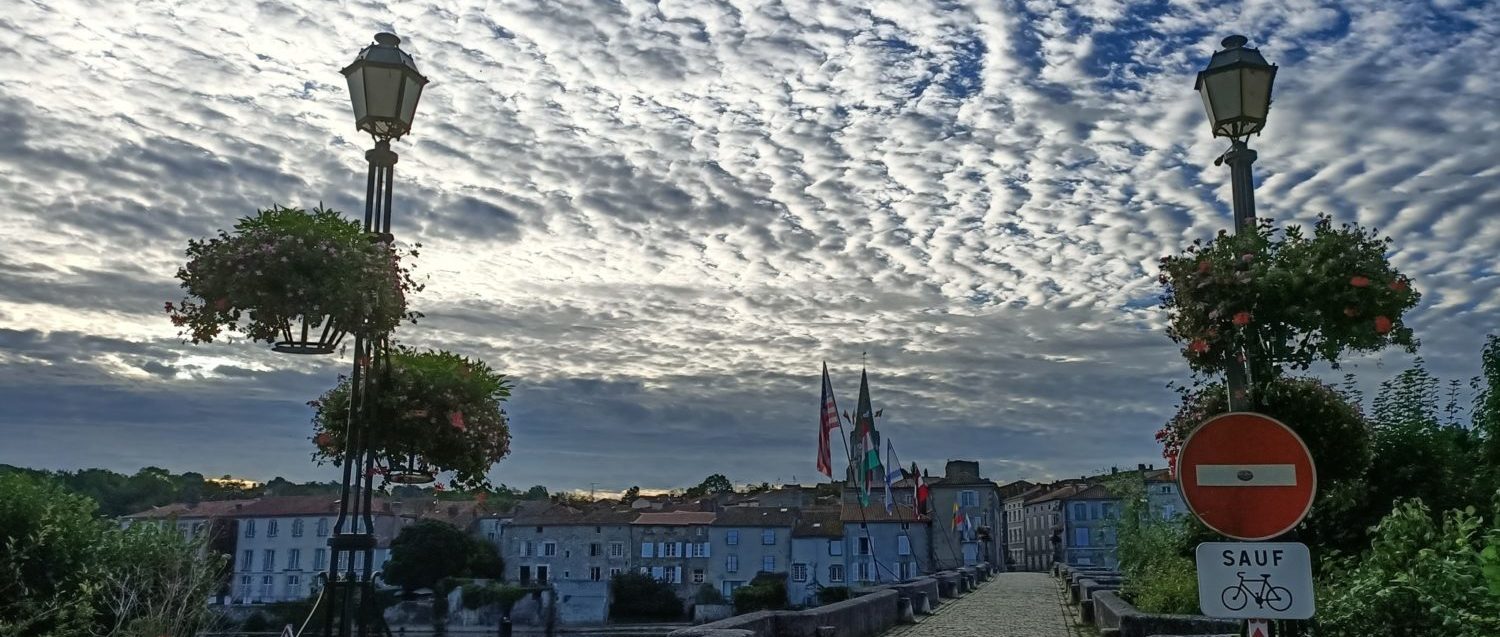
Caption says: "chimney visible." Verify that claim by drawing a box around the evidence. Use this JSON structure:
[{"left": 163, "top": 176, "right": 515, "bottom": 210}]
[
  {"left": 1110, "top": 467, "right": 1118, "bottom": 475},
  {"left": 1138, "top": 463, "right": 1147, "bottom": 471}
]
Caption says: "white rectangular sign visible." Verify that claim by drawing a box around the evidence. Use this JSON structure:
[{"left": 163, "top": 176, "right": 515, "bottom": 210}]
[{"left": 1196, "top": 542, "right": 1314, "bottom": 620}]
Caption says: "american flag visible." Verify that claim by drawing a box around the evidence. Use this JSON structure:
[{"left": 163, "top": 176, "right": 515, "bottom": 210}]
[{"left": 816, "top": 363, "right": 841, "bottom": 477}]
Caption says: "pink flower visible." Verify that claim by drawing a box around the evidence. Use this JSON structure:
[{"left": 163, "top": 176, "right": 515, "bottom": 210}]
[
  {"left": 1374, "top": 315, "right": 1393, "bottom": 334},
  {"left": 1240, "top": 253, "right": 1254, "bottom": 263},
  {"left": 1189, "top": 339, "right": 1210, "bottom": 354},
  {"left": 449, "top": 411, "right": 466, "bottom": 431},
  {"left": 1350, "top": 275, "right": 1371, "bottom": 288},
  {"left": 1197, "top": 260, "right": 1212, "bottom": 274},
  {"left": 1389, "top": 278, "right": 1409, "bottom": 292},
  {"left": 1232, "top": 311, "right": 1252, "bottom": 327}
]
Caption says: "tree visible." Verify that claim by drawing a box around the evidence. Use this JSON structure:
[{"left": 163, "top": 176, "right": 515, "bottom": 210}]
[
  {"left": 684, "top": 474, "right": 733, "bottom": 498},
  {"left": 620, "top": 486, "right": 641, "bottom": 505},
  {"left": 523, "top": 485, "right": 549, "bottom": 501},
  {"left": 92, "top": 523, "right": 228, "bottom": 637},
  {"left": 466, "top": 538, "right": 504, "bottom": 580},
  {"left": 0, "top": 473, "right": 100, "bottom": 636},
  {"left": 608, "top": 572, "right": 682, "bottom": 620},
  {"left": 732, "top": 572, "right": 788, "bottom": 613},
  {"left": 383, "top": 520, "right": 475, "bottom": 592}
]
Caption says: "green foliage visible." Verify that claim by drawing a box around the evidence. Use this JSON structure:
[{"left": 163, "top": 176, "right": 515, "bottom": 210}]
[
  {"left": 311, "top": 347, "right": 513, "bottom": 490},
  {"left": 466, "top": 538, "right": 505, "bottom": 580},
  {"left": 384, "top": 520, "right": 480, "bottom": 592},
  {"left": 1158, "top": 215, "right": 1418, "bottom": 379},
  {"left": 693, "top": 584, "right": 726, "bottom": 605},
  {"left": 168, "top": 204, "right": 420, "bottom": 346},
  {"left": 0, "top": 473, "right": 102, "bottom": 636},
  {"left": 1106, "top": 475, "right": 1200, "bottom": 614},
  {"left": 0, "top": 465, "right": 261, "bottom": 519},
  {"left": 1316, "top": 498, "right": 1500, "bottom": 637},
  {"left": 461, "top": 582, "right": 532, "bottom": 612},
  {"left": 608, "top": 572, "right": 683, "bottom": 620},
  {"left": 620, "top": 486, "right": 641, "bottom": 504},
  {"left": 684, "top": 474, "right": 734, "bottom": 498},
  {"left": 523, "top": 485, "right": 549, "bottom": 500},
  {"left": 92, "top": 523, "right": 228, "bottom": 636},
  {"left": 732, "top": 572, "right": 788, "bottom": 614},
  {"left": 816, "top": 586, "right": 851, "bottom": 605}
]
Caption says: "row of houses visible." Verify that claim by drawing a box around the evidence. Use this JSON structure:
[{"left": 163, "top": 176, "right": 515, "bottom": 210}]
[{"left": 122, "top": 460, "right": 1186, "bottom": 609}]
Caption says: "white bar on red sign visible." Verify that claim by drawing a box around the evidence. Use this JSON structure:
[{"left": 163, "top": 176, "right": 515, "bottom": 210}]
[{"left": 1195, "top": 464, "right": 1297, "bottom": 487}]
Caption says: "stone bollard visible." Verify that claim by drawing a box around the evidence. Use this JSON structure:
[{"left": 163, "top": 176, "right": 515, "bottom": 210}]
[
  {"left": 814, "top": 626, "right": 838, "bottom": 637},
  {"left": 914, "top": 592, "right": 932, "bottom": 615},
  {"left": 897, "top": 597, "right": 916, "bottom": 624}
]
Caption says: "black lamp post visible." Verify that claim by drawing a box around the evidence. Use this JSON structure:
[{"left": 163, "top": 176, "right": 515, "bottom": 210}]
[
  {"left": 1195, "top": 34, "right": 1276, "bottom": 410},
  {"left": 321, "top": 32, "right": 428, "bottom": 637}
]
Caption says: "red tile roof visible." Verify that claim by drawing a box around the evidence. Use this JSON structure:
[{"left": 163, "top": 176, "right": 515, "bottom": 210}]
[
  {"left": 123, "top": 499, "right": 260, "bottom": 519},
  {"left": 634, "top": 511, "right": 716, "bottom": 526},
  {"left": 839, "top": 503, "right": 927, "bottom": 523}
]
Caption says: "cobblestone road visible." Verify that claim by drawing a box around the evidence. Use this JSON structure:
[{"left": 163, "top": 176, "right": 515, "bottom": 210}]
[{"left": 885, "top": 572, "right": 1091, "bottom": 637}]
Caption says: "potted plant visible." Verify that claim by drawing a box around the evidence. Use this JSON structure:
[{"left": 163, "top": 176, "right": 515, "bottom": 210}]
[
  {"left": 311, "top": 347, "right": 512, "bottom": 489},
  {"left": 166, "top": 204, "right": 420, "bottom": 354},
  {"left": 1158, "top": 214, "right": 1419, "bottom": 381}
]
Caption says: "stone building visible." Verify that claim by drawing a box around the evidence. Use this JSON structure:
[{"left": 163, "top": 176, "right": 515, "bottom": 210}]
[
  {"left": 1002, "top": 484, "right": 1044, "bottom": 570},
  {"left": 505, "top": 504, "right": 637, "bottom": 586},
  {"left": 226, "top": 495, "right": 413, "bottom": 603},
  {"left": 1059, "top": 484, "right": 1120, "bottom": 568},
  {"left": 927, "top": 460, "right": 1003, "bottom": 570},
  {"left": 789, "top": 507, "right": 845, "bottom": 606},
  {"left": 840, "top": 503, "right": 928, "bottom": 585},
  {"left": 705, "top": 507, "right": 793, "bottom": 600},
  {"left": 633, "top": 510, "right": 718, "bottom": 599},
  {"left": 1022, "top": 484, "right": 1081, "bottom": 571}
]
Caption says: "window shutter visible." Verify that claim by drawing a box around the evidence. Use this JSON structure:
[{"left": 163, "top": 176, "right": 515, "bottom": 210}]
[
  {"left": 675, "top": 542, "right": 683, "bottom": 557},
  {"left": 641, "top": 542, "right": 653, "bottom": 557},
  {"left": 656, "top": 542, "right": 665, "bottom": 558},
  {"left": 703, "top": 542, "right": 712, "bottom": 557}
]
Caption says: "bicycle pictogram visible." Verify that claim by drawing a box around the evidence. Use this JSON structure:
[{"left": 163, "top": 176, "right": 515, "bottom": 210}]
[{"left": 1220, "top": 571, "right": 1293, "bottom": 612}]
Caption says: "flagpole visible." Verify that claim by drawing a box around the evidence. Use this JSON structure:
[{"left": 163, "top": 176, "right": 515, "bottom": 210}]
[{"left": 828, "top": 366, "right": 900, "bottom": 585}]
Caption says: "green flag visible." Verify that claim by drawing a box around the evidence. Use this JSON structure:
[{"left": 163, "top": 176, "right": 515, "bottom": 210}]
[{"left": 851, "top": 369, "right": 882, "bottom": 506}]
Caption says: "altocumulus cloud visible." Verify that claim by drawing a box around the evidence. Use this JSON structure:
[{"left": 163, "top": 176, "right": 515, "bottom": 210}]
[{"left": 0, "top": 0, "right": 1495, "bottom": 491}]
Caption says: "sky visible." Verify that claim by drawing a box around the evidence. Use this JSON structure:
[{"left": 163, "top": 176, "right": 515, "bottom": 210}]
[{"left": 0, "top": 0, "right": 1495, "bottom": 494}]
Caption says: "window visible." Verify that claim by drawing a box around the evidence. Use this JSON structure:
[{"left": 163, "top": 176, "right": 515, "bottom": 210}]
[
  {"left": 263, "top": 550, "right": 276, "bottom": 571},
  {"left": 564, "top": 570, "right": 571, "bottom": 579},
  {"left": 761, "top": 529, "right": 775, "bottom": 545},
  {"left": 651, "top": 566, "right": 664, "bottom": 580},
  {"left": 762, "top": 556, "right": 775, "bottom": 572},
  {"left": 1073, "top": 503, "right": 1086, "bottom": 520},
  {"left": 245, "top": 520, "right": 256, "bottom": 538},
  {"left": 520, "top": 541, "right": 532, "bottom": 557},
  {"left": 663, "top": 542, "right": 680, "bottom": 558},
  {"left": 536, "top": 566, "right": 549, "bottom": 583},
  {"left": 726, "top": 555, "right": 739, "bottom": 573},
  {"left": 792, "top": 563, "right": 807, "bottom": 582},
  {"left": 590, "top": 567, "right": 602, "bottom": 581},
  {"left": 692, "top": 542, "right": 710, "bottom": 557},
  {"left": 314, "top": 549, "right": 326, "bottom": 570},
  {"left": 589, "top": 543, "right": 600, "bottom": 557},
  {"left": 1073, "top": 528, "right": 1090, "bottom": 547},
  {"left": 241, "top": 550, "right": 254, "bottom": 571},
  {"left": 856, "top": 562, "right": 871, "bottom": 582},
  {"left": 858, "top": 537, "right": 871, "bottom": 555},
  {"left": 536, "top": 526, "right": 543, "bottom": 534},
  {"left": 726, "top": 530, "right": 739, "bottom": 545},
  {"left": 291, "top": 518, "right": 304, "bottom": 537},
  {"left": 519, "top": 566, "right": 531, "bottom": 584},
  {"left": 288, "top": 549, "right": 301, "bottom": 570},
  {"left": 828, "top": 540, "right": 842, "bottom": 556},
  {"left": 693, "top": 568, "right": 704, "bottom": 584},
  {"left": 723, "top": 581, "right": 744, "bottom": 598},
  {"left": 961, "top": 490, "right": 978, "bottom": 507},
  {"left": 267, "top": 520, "right": 279, "bottom": 538},
  {"left": 287, "top": 574, "right": 302, "bottom": 597},
  {"left": 897, "top": 535, "right": 911, "bottom": 556},
  {"left": 596, "top": 526, "right": 602, "bottom": 533},
  {"left": 610, "top": 542, "right": 624, "bottom": 558},
  {"left": 828, "top": 564, "right": 845, "bottom": 583},
  {"left": 542, "top": 542, "right": 557, "bottom": 557},
  {"left": 240, "top": 574, "right": 252, "bottom": 597},
  {"left": 317, "top": 518, "right": 330, "bottom": 537},
  {"left": 1102, "top": 503, "right": 1116, "bottom": 519},
  {"left": 610, "top": 568, "right": 622, "bottom": 577},
  {"left": 1162, "top": 504, "right": 1176, "bottom": 519},
  {"left": 260, "top": 575, "right": 273, "bottom": 597},
  {"left": 640, "top": 542, "right": 654, "bottom": 558}
]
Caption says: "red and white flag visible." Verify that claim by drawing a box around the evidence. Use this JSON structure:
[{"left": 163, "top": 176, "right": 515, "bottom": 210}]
[{"left": 816, "top": 363, "right": 841, "bottom": 477}]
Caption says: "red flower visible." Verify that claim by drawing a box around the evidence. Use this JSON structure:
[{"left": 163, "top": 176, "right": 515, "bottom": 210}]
[
  {"left": 449, "top": 411, "right": 466, "bottom": 431},
  {"left": 1343, "top": 306, "right": 1359, "bottom": 317},
  {"left": 1240, "top": 253, "right": 1254, "bottom": 264},
  {"left": 1232, "top": 311, "right": 1252, "bottom": 327},
  {"left": 1349, "top": 275, "right": 1371, "bottom": 288},
  {"left": 314, "top": 432, "right": 334, "bottom": 447},
  {"left": 1390, "top": 278, "right": 1409, "bottom": 292},
  {"left": 1189, "top": 339, "right": 1210, "bottom": 354},
  {"left": 1374, "top": 315, "right": 1393, "bottom": 335},
  {"left": 163, "top": 302, "right": 174, "bottom": 312},
  {"left": 433, "top": 483, "right": 445, "bottom": 492},
  {"left": 1197, "top": 260, "right": 1212, "bottom": 274}
]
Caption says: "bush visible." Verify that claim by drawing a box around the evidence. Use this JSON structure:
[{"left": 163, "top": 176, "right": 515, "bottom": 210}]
[
  {"left": 816, "top": 586, "right": 851, "bottom": 605},
  {"left": 1317, "top": 497, "right": 1500, "bottom": 637},
  {"left": 0, "top": 474, "right": 102, "bottom": 636},
  {"left": 1129, "top": 554, "right": 1198, "bottom": 615},
  {"left": 732, "top": 572, "right": 788, "bottom": 614},
  {"left": 460, "top": 582, "right": 531, "bottom": 612},
  {"left": 383, "top": 520, "right": 475, "bottom": 592},
  {"left": 1108, "top": 475, "right": 1200, "bottom": 615},
  {"left": 693, "top": 584, "right": 726, "bottom": 605},
  {"left": 609, "top": 572, "right": 682, "bottom": 620}
]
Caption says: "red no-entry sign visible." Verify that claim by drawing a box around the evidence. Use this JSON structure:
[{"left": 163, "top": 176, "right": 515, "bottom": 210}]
[{"left": 1178, "top": 412, "right": 1317, "bottom": 541}]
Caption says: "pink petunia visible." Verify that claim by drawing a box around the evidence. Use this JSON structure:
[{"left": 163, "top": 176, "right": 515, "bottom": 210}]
[{"left": 449, "top": 411, "right": 466, "bottom": 431}]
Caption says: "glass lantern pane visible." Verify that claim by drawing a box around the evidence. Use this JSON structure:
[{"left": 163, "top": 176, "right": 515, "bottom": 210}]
[
  {"left": 1206, "top": 71, "right": 1243, "bottom": 123},
  {"left": 399, "top": 73, "right": 423, "bottom": 129},
  {"left": 1198, "top": 85, "right": 1217, "bottom": 132},
  {"left": 364, "top": 66, "right": 404, "bottom": 120},
  {"left": 346, "top": 70, "right": 367, "bottom": 122},
  {"left": 1241, "top": 68, "right": 1273, "bottom": 120}
]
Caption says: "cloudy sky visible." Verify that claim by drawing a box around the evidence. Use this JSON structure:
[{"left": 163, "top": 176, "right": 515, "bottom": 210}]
[{"left": 1, "top": 0, "right": 1495, "bottom": 493}]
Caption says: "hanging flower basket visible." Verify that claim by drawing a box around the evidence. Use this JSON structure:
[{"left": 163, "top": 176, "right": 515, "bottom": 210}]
[
  {"left": 167, "top": 205, "right": 421, "bottom": 354},
  {"left": 310, "top": 347, "right": 512, "bottom": 489},
  {"left": 1158, "top": 214, "right": 1419, "bottom": 379}
]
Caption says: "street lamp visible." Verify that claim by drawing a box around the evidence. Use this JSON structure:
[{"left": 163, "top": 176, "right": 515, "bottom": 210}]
[
  {"left": 322, "top": 32, "right": 428, "bottom": 637},
  {"left": 1195, "top": 34, "right": 1276, "bottom": 232},
  {"left": 1195, "top": 35, "right": 1276, "bottom": 412}
]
